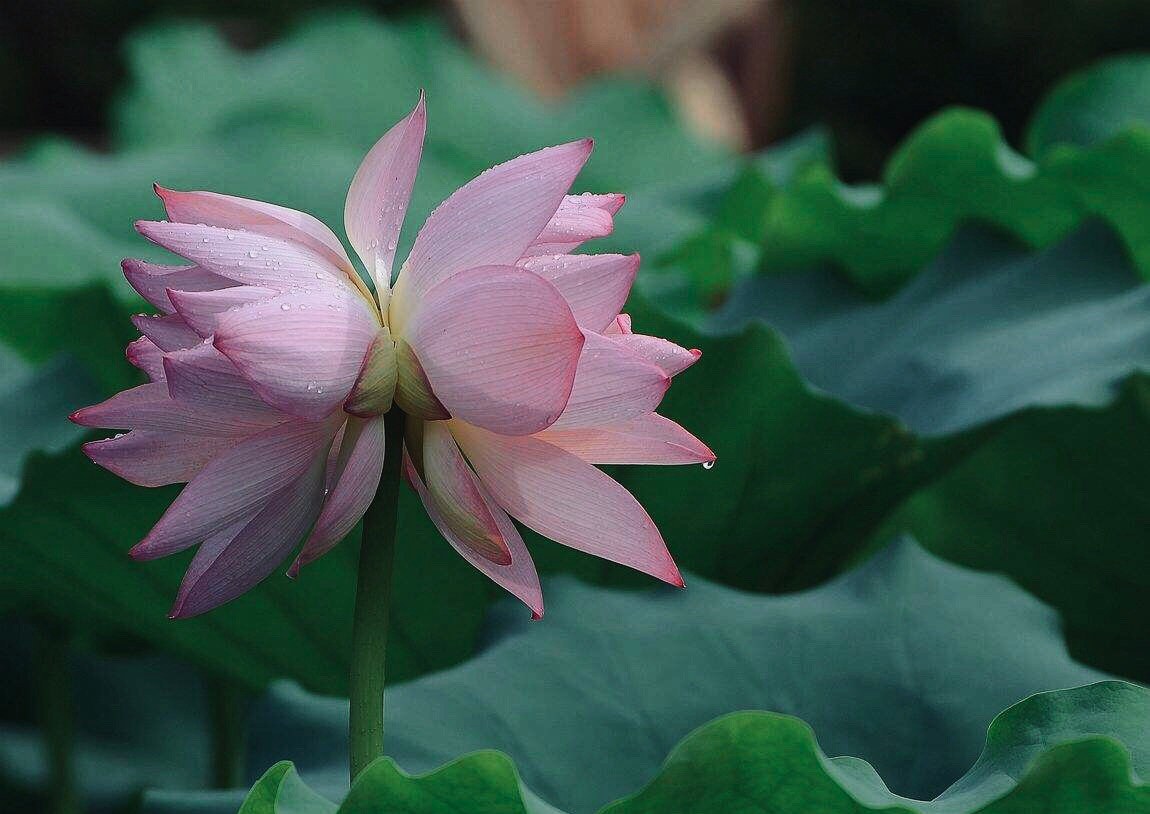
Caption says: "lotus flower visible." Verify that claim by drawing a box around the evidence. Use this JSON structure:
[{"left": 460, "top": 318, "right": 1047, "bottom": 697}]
[{"left": 71, "top": 94, "right": 713, "bottom": 619}]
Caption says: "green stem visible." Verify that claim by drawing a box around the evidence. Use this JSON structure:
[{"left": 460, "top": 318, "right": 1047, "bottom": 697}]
[
  {"left": 33, "top": 623, "right": 78, "bottom": 814},
  {"left": 206, "top": 675, "right": 246, "bottom": 789},
  {"left": 348, "top": 409, "right": 407, "bottom": 782}
]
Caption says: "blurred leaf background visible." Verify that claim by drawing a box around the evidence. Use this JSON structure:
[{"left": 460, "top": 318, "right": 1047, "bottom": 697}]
[{"left": 3, "top": 1, "right": 1150, "bottom": 812}]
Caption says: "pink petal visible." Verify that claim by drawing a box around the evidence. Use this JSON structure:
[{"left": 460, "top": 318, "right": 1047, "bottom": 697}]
[
  {"left": 548, "top": 330, "right": 669, "bottom": 430},
  {"left": 168, "top": 286, "right": 279, "bottom": 338},
  {"left": 122, "top": 259, "right": 236, "bottom": 313},
  {"left": 452, "top": 422, "right": 682, "bottom": 587},
  {"left": 290, "top": 415, "right": 387, "bottom": 574},
  {"left": 162, "top": 342, "right": 279, "bottom": 418},
  {"left": 420, "top": 420, "right": 512, "bottom": 565},
  {"left": 605, "top": 313, "right": 633, "bottom": 335},
  {"left": 405, "top": 449, "right": 543, "bottom": 618},
  {"left": 398, "top": 139, "right": 593, "bottom": 309},
  {"left": 524, "top": 193, "right": 625, "bottom": 256},
  {"left": 212, "top": 287, "right": 382, "bottom": 420},
  {"left": 125, "top": 337, "right": 166, "bottom": 381},
  {"left": 611, "top": 334, "right": 701, "bottom": 377},
  {"left": 153, "top": 184, "right": 358, "bottom": 283},
  {"left": 131, "top": 418, "right": 336, "bottom": 560},
  {"left": 83, "top": 430, "right": 231, "bottom": 487},
  {"left": 538, "top": 413, "right": 715, "bottom": 465},
  {"left": 71, "top": 382, "right": 279, "bottom": 437},
  {"left": 169, "top": 452, "right": 328, "bottom": 618},
  {"left": 130, "top": 313, "right": 201, "bottom": 351},
  {"left": 406, "top": 266, "right": 584, "bottom": 435},
  {"left": 344, "top": 93, "right": 425, "bottom": 295},
  {"left": 135, "top": 221, "right": 359, "bottom": 296},
  {"left": 520, "top": 253, "right": 638, "bottom": 332}
]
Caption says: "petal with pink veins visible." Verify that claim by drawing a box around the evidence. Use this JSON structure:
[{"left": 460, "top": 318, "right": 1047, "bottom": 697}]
[
  {"left": 290, "top": 416, "right": 387, "bottom": 574},
  {"left": 406, "top": 266, "right": 584, "bottom": 435},
  {"left": 83, "top": 430, "right": 232, "bottom": 487},
  {"left": 548, "top": 330, "right": 669, "bottom": 430},
  {"left": 131, "top": 418, "right": 336, "bottom": 561},
  {"left": 135, "top": 221, "right": 357, "bottom": 295},
  {"left": 452, "top": 422, "right": 682, "bottom": 588},
  {"left": 604, "top": 313, "right": 632, "bottom": 335},
  {"left": 153, "top": 184, "right": 358, "bottom": 286},
  {"left": 130, "top": 313, "right": 201, "bottom": 351},
  {"left": 421, "top": 420, "right": 512, "bottom": 565},
  {"left": 212, "top": 287, "right": 381, "bottom": 420},
  {"left": 162, "top": 343, "right": 279, "bottom": 418},
  {"left": 125, "top": 337, "right": 166, "bottom": 381},
  {"left": 537, "top": 413, "right": 715, "bottom": 465},
  {"left": 168, "top": 286, "right": 279, "bottom": 338},
  {"left": 397, "top": 139, "right": 593, "bottom": 313},
  {"left": 524, "top": 193, "right": 625, "bottom": 256},
  {"left": 70, "top": 382, "right": 279, "bottom": 436},
  {"left": 122, "top": 259, "right": 236, "bottom": 313},
  {"left": 405, "top": 449, "right": 543, "bottom": 618},
  {"left": 168, "top": 452, "right": 328, "bottom": 618},
  {"left": 521, "top": 253, "right": 638, "bottom": 332},
  {"left": 611, "top": 334, "right": 701, "bottom": 377},
  {"left": 344, "top": 93, "right": 425, "bottom": 298}
]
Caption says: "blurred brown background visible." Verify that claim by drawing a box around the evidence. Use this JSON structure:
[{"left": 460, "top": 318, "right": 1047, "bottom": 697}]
[{"left": 3, "top": 0, "right": 1150, "bottom": 175}]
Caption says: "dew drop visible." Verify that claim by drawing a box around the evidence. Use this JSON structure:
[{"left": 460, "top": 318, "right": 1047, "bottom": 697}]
[
  {"left": 226, "top": 233, "right": 235, "bottom": 241},
  {"left": 202, "top": 237, "right": 211, "bottom": 243},
  {"left": 702, "top": 460, "right": 715, "bottom": 470},
  {"left": 280, "top": 303, "right": 291, "bottom": 311}
]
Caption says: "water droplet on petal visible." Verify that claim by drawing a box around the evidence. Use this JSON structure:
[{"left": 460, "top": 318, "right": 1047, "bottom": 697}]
[
  {"left": 702, "top": 460, "right": 715, "bottom": 470},
  {"left": 280, "top": 303, "right": 291, "bottom": 311},
  {"left": 226, "top": 233, "right": 235, "bottom": 241}
]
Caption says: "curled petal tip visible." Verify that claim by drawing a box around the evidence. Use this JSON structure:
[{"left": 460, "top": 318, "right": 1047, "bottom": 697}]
[
  {"left": 690, "top": 349, "right": 702, "bottom": 360},
  {"left": 530, "top": 609, "right": 544, "bottom": 621},
  {"left": 285, "top": 560, "right": 301, "bottom": 580},
  {"left": 69, "top": 409, "right": 86, "bottom": 425},
  {"left": 489, "top": 543, "right": 513, "bottom": 567}
]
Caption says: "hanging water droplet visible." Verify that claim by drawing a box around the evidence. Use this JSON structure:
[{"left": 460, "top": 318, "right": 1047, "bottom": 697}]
[{"left": 702, "top": 460, "right": 715, "bottom": 470}]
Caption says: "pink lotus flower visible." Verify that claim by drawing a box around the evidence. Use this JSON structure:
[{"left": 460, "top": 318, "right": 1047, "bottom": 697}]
[{"left": 72, "top": 94, "right": 713, "bottom": 619}]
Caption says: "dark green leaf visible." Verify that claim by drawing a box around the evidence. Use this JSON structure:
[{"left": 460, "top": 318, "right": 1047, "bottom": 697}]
[{"left": 148, "top": 543, "right": 1145, "bottom": 813}]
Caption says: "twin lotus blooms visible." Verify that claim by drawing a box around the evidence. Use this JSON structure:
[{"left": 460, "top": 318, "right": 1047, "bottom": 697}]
[{"left": 72, "top": 95, "right": 714, "bottom": 619}]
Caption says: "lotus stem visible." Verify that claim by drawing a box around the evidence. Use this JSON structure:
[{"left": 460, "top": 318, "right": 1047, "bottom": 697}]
[{"left": 348, "top": 409, "right": 406, "bottom": 781}]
